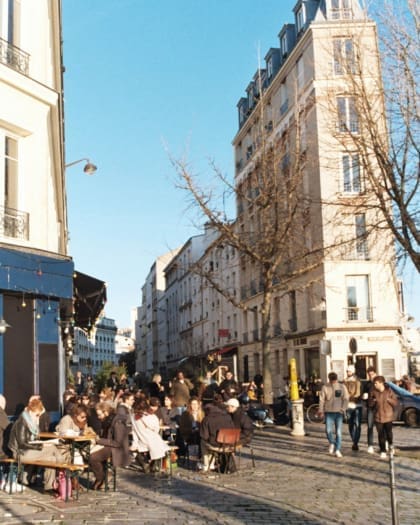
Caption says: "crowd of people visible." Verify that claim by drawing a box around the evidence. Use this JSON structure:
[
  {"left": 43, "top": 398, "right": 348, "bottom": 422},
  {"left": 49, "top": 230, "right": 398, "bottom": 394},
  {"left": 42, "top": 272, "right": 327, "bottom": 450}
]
[
  {"left": 0, "top": 367, "right": 254, "bottom": 494},
  {"left": 0, "top": 364, "right": 416, "bottom": 494}
]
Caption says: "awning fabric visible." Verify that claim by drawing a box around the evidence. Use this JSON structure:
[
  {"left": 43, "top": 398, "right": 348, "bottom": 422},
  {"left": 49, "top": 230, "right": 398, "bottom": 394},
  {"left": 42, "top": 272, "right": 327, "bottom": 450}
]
[{"left": 73, "top": 271, "right": 106, "bottom": 329}]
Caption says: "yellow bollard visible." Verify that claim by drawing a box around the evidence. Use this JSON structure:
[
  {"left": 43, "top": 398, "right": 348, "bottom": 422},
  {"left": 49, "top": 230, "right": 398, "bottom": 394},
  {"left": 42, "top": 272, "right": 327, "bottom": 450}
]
[{"left": 289, "top": 358, "right": 300, "bottom": 401}]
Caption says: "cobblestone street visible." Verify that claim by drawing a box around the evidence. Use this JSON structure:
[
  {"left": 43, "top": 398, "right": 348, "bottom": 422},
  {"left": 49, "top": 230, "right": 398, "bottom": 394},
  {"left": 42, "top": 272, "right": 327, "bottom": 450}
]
[{"left": 0, "top": 423, "right": 419, "bottom": 525}]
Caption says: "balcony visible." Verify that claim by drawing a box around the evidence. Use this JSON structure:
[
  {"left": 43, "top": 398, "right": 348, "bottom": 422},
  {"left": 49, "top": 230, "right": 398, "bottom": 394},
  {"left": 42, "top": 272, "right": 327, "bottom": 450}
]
[
  {"left": 0, "top": 37, "right": 29, "bottom": 75},
  {"left": 345, "top": 307, "right": 374, "bottom": 322},
  {"left": 0, "top": 205, "right": 29, "bottom": 240}
]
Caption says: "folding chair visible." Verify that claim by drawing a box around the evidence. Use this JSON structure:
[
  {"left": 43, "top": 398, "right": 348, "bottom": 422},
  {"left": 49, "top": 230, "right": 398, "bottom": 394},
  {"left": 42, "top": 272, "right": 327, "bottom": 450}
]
[{"left": 208, "top": 428, "right": 241, "bottom": 474}]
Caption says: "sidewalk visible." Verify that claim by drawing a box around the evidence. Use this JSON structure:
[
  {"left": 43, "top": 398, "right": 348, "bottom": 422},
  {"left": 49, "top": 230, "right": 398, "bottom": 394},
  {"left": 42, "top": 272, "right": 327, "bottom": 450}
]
[{"left": 0, "top": 422, "right": 418, "bottom": 524}]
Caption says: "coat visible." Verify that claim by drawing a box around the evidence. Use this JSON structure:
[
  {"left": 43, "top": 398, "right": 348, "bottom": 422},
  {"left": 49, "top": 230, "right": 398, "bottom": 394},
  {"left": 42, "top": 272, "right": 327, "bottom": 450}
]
[
  {"left": 369, "top": 386, "right": 398, "bottom": 423},
  {"left": 0, "top": 407, "right": 9, "bottom": 457},
  {"left": 200, "top": 404, "right": 234, "bottom": 447},
  {"left": 131, "top": 413, "right": 168, "bottom": 461},
  {"left": 8, "top": 412, "right": 42, "bottom": 458},
  {"left": 97, "top": 413, "right": 131, "bottom": 467},
  {"left": 170, "top": 379, "right": 193, "bottom": 407},
  {"left": 231, "top": 407, "right": 254, "bottom": 445}
]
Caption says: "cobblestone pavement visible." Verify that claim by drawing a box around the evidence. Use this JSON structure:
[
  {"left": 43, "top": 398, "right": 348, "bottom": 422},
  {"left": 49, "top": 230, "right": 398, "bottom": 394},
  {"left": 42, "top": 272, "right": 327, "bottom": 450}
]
[{"left": 0, "top": 423, "right": 418, "bottom": 525}]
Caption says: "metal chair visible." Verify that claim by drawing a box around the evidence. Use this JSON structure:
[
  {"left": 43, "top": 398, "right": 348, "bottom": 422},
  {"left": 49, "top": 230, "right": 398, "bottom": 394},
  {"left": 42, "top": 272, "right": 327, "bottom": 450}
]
[{"left": 208, "top": 428, "right": 241, "bottom": 474}]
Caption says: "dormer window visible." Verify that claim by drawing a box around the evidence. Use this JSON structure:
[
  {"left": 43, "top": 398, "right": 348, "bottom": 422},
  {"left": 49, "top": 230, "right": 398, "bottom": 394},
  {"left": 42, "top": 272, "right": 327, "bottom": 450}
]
[
  {"left": 296, "top": 5, "right": 305, "bottom": 33},
  {"left": 280, "top": 33, "right": 288, "bottom": 57},
  {"left": 267, "top": 58, "right": 273, "bottom": 79},
  {"left": 331, "top": 0, "right": 352, "bottom": 20}
]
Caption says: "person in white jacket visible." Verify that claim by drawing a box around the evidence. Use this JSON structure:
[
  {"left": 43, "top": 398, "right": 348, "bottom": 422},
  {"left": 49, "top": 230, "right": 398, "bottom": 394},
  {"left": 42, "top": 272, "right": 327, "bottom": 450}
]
[
  {"left": 130, "top": 397, "right": 168, "bottom": 472},
  {"left": 318, "top": 372, "right": 349, "bottom": 458}
]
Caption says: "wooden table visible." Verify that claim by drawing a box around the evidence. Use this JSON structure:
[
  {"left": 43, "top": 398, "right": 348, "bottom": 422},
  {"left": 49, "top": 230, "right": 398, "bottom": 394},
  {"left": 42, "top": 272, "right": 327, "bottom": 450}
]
[{"left": 38, "top": 432, "right": 96, "bottom": 463}]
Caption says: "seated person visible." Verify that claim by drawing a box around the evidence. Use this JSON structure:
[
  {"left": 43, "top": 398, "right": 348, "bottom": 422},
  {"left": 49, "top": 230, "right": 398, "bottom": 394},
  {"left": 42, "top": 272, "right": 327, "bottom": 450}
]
[
  {"left": 131, "top": 398, "right": 169, "bottom": 472},
  {"left": 56, "top": 404, "right": 94, "bottom": 436},
  {"left": 28, "top": 395, "right": 50, "bottom": 432},
  {"left": 8, "top": 398, "right": 67, "bottom": 492},
  {"left": 157, "top": 395, "right": 178, "bottom": 441},
  {"left": 177, "top": 397, "right": 204, "bottom": 457},
  {"left": 0, "top": 394, "right": 10, "bottom": 459},
  {"left": 225, "top": 398, "right": 254, "bottom": 445},
  {"left": 200, "top": 395, "right": 234, "bottom": 472},
  {"left": 89, "top": 404, "right": 131, "bottom": 490}
]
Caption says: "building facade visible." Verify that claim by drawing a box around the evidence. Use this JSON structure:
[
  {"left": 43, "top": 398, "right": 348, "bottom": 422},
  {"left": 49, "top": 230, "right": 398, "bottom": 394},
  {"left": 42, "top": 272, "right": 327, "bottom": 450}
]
[
  {"left": 0, "top": 0, "right": 73, "bottom": 413},
  {"left": 137, "top": 0, "right": 407, "bottom": 392}
]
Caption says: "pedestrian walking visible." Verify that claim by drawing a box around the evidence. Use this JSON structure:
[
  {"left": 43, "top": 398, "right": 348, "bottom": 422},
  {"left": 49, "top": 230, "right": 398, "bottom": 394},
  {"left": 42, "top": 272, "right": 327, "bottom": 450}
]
[
  {"left": 343, "top": 365, "right": 362, "bottom": 451},
  {"left": 368, "top": 375, "right": 398, "bottom": 459},
  {"left": 361, "top": 366, "right": 377, "bottom": 453},
  {"left": 318, "top": 372, "right": 349, "bottom": 458}
]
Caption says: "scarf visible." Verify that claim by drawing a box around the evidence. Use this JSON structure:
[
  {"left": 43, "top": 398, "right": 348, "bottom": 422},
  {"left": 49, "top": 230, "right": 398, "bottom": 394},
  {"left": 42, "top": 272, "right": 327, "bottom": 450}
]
[{"left": 22, "top": 409, "right": 39, "bottom": 440}]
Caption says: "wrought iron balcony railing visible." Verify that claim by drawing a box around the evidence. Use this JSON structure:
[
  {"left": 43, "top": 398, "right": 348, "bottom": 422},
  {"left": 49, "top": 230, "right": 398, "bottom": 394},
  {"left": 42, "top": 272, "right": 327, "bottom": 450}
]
[
  {"left": 0, "top": 37, "right": 29, "bottom": 75},
  {"left": 345, "top": 306, "right": 374, "bottom": 322},
  {"left": 0, "top": 205, "right": 29, "bottom": 240}
]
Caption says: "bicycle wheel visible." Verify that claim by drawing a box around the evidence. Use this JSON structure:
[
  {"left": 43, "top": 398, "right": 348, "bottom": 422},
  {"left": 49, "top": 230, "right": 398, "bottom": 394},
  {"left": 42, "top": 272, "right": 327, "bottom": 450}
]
[{"left": 306, "top": 404, "right": 324, "bottom": 423}]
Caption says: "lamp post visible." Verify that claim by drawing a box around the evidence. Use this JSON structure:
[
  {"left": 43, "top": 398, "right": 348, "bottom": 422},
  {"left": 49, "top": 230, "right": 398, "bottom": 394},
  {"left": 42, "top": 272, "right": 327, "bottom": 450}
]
[
  {"left": 65, "top": 158, "right": 97, "bottom": 175},
  {"left": 0, "top": 319, "right": 11, "bottom": 334}
]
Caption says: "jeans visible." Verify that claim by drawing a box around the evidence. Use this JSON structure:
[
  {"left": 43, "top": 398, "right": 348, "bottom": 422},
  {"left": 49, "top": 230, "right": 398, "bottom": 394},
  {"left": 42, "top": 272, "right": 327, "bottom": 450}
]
[
  {"left": 346, "top": 406, "right": 362, "bottom": 445},
  {"left": 325, "top": 412, "right": 344, "bottom": 452},
  {"left": 367, "top": 408, "right": 375, "bottom": 446}
]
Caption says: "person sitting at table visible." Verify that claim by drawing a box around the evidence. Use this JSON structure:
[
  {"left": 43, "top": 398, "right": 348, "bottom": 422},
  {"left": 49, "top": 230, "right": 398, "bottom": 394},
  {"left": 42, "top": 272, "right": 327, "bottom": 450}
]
[
  {"left": 89, "top": 403, "right": 131, "bottom": 490},
  {"left": 8, "top": 397, "right": 67, "bottom": 493},
  {"left": 177, "top": 397, "right": 204, "bottom": 458},
  {"left": 0, "top": 394, "right": 10, "bottom": 459},
  {"left": 56, "top": 405, "right": 94, "bottom": 436},
  {"left": 157, "top": 394, "right": 178, "bottom": 441},
  {"left": 200, "top": 394, "right": 234, "bottom": 472},
  {"left": 131, "top": 397, "right": 169, "bottom": 473}
]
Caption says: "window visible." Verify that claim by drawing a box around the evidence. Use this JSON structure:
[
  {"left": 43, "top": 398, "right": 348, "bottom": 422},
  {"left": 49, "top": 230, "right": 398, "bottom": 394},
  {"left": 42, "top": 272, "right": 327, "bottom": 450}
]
[
  {"left": 289, "top": 291, "right": 297, "bottom": 331},
  {"left": 296, "top": 5, "right": 305, "bottom": 33},
  {"left": 280, "top": 33, "right": 288, "bottom": 57},
  {"left": 337, "top": 96, "right": 358, "bottom": 133},
  {"left": 331, "top": 0, "right": 351, "bottom": 20},
  {"left": 342, "top": 153, "right": 361, "bottom": 193},
  {"left": 280, "top": 81, "right": 288, "bottom": 115},
  {"left": 345, "top": 275, "right": 372, "bottom": 321},
  {"left": 296, "top": 56, "right": 304, "bottom": 89},
  {"left": 333, "top": 38, "right": 354, "bottom": 75},
  {"left": 267, "top": 57, "right": 273, "bottom": 79},
  {"left": 355, "top": 213, "right": 368, "bottom": 259},
  {"left": 3, "top": 135, "right": 18, "bottom": 209}
]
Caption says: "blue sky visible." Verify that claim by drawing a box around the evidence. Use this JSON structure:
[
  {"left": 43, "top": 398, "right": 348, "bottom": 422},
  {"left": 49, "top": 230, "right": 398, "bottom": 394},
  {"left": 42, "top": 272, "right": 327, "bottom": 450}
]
[{"left": 62, "top": 0, "right": 419, "bottom": 329}]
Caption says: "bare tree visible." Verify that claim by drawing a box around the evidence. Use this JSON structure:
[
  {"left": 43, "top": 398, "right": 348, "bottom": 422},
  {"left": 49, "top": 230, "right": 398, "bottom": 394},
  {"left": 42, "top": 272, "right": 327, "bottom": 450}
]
[
  {"left": 171, "top": 81, "right": 335, "bottom": 405},
  {"left": 326, "top": 0, "right": 419, "bottom": 271}
]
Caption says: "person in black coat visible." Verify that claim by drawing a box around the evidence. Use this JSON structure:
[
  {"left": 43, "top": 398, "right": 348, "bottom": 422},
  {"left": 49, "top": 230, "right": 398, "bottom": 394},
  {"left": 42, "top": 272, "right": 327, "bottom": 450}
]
[
  {"left": 200, "top": 395, "right": 234, "bottom": 471},
  {"left": 219, "top": 371, "right": 240, "bottom": 401},
  {"left": 225, "top": 398, "right": 254, "bottom": 445}
]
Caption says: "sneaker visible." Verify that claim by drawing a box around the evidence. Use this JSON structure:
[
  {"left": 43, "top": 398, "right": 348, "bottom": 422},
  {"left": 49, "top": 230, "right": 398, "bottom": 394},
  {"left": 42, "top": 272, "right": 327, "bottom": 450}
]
[
  {"left": 352, "top": 444, "right": 359, "bottom": 451},
  {"left": 328, "top": 444, "right": 335, "bottom": 455},
  {"left": 367, "top": 446, "right": 374, "bottom": 454},
  {"left": 380, "top": 452, "right": 387, "bottom": 459},
  {"left": 335, "top": 450, "right": 343, "bottom": 458}
]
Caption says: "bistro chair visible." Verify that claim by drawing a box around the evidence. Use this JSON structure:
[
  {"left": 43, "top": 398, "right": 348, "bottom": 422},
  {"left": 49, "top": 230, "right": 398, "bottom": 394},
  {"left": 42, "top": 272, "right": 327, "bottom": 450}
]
[{"left": 208, "top": 428, "right": 241, "bottom": 474}]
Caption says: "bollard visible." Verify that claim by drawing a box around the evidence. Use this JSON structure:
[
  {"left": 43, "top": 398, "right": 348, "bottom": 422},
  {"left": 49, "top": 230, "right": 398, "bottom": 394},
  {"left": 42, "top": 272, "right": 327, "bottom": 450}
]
[
  {"left": 389, "top": 448, "right": 400, "bottom": 525},
  {"left": 289, "top": 358, "right": 305, "bottom": 436}
]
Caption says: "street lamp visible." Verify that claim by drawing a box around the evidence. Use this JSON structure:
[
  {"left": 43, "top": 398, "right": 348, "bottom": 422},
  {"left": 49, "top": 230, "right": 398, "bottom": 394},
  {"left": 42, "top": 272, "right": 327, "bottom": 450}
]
[
  {"left": 65, "top": 158, "right": 97, "bottom": 175},
  {"left": 0, "top": 319, "right": 11, "bottom": 334}
]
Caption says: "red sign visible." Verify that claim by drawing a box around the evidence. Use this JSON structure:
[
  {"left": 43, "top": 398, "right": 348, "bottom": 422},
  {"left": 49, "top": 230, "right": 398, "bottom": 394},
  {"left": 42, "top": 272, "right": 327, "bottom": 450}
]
[{"left": 218, "top": 329, "right": 230, "bottom": 338}]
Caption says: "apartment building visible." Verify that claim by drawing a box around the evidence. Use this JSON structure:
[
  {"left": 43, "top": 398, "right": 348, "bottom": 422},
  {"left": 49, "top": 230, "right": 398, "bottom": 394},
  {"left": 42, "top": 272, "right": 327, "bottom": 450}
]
[
  {"left": 233, "top": 0, "right": 404, "bottom": 392},
  {"left": 0, "top": 1, "right": 106, "bottom": 414},
  {"left": 137, "top": 0, "right": 406, "bottom": 392},
  {"left": 0, "top": 0, "right": 73, "bottom": 412}
]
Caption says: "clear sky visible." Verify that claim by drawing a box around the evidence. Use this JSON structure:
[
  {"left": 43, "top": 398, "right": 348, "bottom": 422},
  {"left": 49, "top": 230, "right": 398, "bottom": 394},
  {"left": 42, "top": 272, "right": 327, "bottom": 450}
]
[{"left": 62, "top": 0, "right": 419, "bottom": 330}]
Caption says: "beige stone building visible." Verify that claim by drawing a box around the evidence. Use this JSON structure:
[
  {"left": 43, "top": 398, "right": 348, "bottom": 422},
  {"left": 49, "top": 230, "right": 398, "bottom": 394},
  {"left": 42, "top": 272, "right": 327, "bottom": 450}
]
[{"left": 233, "top": 0, "right": 404, "bottom": 393}]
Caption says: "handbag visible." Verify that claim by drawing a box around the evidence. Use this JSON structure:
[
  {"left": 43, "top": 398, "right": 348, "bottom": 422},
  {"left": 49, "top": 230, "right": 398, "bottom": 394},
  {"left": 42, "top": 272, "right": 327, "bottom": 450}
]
[{"left": 53, "top": 469, "right": 72, "bottom": 501}]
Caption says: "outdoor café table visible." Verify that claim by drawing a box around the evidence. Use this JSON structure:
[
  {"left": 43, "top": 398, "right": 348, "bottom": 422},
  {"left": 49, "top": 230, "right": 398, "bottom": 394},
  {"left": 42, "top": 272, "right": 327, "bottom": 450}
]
[{"left": 38, "top": 432, "right": 96, "bottom": 464}]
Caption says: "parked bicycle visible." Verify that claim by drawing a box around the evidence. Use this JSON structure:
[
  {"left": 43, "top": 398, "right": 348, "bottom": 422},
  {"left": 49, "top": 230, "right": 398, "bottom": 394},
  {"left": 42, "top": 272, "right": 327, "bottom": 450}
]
[{"left": 305, "top": 403, "right": 324, "bottom": 423}]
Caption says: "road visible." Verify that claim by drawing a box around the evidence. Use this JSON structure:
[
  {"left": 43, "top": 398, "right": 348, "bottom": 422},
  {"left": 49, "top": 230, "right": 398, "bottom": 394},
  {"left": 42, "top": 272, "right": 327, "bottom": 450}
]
[{"left": 0, "top": 422, "right": 419, "bottom": 524}]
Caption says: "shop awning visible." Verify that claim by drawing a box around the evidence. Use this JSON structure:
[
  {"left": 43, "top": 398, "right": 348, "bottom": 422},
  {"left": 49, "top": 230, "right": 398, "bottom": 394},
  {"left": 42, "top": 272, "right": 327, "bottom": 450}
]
[{"left": 73, "top": 271, "right": 107, "bottom": 329}]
